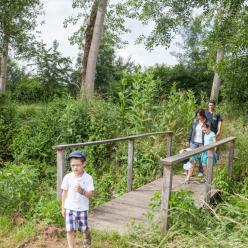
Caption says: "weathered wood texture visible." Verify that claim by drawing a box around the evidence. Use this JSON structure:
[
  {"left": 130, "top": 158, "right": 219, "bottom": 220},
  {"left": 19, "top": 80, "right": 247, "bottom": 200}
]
[
  {"left": 161, "top": 166, "right": 172, "bottom": 233},
  {"left": 89, "top": 175, "right": 215, "bottom": 234},
  {"left": 127, "top": 139, "right": 134, "bottom": 192},
  {"left": 53, "top": 131, "right": 173, "bottom": 150},
  {"left": 55, "top": 131, "right": 173, "bottom": 199},
  {"left": 161, "top": 134, "right": 173, "bottom": 233},
  {"left": 228, "top": 141, "right": 235, "bottom": 177},
  {"left": 56, "top": 149, "right": 66, "bottom": 199},
  {"left": 205, "top": 149, "right": 214, "bottom": 203},
  {"left": 161, "top": 137, "right": 236, "bottom": 165}
]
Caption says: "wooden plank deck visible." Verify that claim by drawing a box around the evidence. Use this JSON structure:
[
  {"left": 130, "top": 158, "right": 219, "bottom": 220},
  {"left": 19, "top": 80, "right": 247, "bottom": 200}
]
[{"left": 89, "top": 175, "right": 216, "bottom": 234}]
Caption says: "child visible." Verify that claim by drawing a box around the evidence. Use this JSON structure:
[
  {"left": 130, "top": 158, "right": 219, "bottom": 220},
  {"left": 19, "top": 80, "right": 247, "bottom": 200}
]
[
  {"left": 201, "top": 122, "right": 217, "bottom": 182},
  {"left": 61, "top": 151, "right": 94, "bottom": 248},
  {"left": 180, "top": 148, "right": 194, "bottom": 183}
]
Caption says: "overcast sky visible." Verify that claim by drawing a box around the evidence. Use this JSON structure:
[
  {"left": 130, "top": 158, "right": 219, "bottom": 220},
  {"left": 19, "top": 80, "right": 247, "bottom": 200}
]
[{"left": 38, "top": 0, "right": 179, "bottom": 67}]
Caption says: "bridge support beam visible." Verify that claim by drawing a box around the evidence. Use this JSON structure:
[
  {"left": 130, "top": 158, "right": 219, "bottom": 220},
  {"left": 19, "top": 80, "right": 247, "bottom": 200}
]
[
  {"left": 161, "top": 165, "right": 173, "bottom": 233},
  {"left": 205, "top": 149, "right": 214, "bottom": 204},
  {"left": 228, "top": 141, "right": 234, "bottom": 177},
  {"left": 161, "top": 134, "right": 173, "bottom": 233},
  {"left": 127, "top": 139, "right": 134, "bottom": 192},
  {"left": 56, "top": 149, "right": 66, "bottom": 200}
]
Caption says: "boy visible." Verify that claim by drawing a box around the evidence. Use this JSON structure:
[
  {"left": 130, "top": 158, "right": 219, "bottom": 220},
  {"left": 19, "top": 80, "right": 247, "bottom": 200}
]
[
  {"left": 180, "top": 148, "right": 195, "bottom": 183},
  {"left": 61, "top": 151, "right": 94, "bottom": 248}
]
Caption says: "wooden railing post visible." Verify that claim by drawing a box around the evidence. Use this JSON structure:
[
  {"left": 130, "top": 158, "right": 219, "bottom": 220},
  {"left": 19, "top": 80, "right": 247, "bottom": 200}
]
[
  {"left": 228, "top": 141, "right": 234, "bottom": 177},
  {"left": 127, "top": 139, "right": 134, "bottom": 192},
  {"left": 205, "top": 149, "right": 214, "bottom": 204},
  {"left": 161, "top": 164, "right": 173, "bottom": 233},
  {"left": 56, "top": 149, "right": 66, "bottom": 200},
  {"left": 161, "top": 133, "right": 173, "bottom": 233}
]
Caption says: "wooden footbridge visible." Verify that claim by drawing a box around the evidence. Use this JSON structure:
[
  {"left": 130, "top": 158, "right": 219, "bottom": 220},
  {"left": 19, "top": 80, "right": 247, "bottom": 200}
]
[{"left": 53, "top": 132, "right": 236, "bottom": 234}]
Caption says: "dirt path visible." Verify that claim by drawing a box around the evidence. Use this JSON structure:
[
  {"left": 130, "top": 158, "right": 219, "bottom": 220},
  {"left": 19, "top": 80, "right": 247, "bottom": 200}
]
[{"left": 12, "top": 226, "right": 128, "bottom": 248}]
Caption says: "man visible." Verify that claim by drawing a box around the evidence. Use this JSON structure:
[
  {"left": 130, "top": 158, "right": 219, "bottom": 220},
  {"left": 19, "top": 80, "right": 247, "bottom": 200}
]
[{"left": 205, "top": 100, "right": 223, "bottom": 138}]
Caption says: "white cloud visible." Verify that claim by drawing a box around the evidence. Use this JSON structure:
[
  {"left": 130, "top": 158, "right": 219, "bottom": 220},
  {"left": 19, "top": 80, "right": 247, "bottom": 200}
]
[{"left": 38, "top": 0, "right": 179, "bottom": 66}]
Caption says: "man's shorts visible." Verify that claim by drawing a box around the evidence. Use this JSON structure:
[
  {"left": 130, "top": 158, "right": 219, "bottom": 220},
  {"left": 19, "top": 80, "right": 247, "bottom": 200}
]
[{"left": 65, "top": 209, "right": 88, "bottom": 232}]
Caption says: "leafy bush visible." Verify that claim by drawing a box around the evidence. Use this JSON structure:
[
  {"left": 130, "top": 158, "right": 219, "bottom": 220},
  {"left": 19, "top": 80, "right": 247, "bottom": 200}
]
[
  {"left": 11, "top": 79, "right": 46, "bottom": 103},
  {"left": 0, "top": 163, "right": 39, "bottom": 216},
  {"left": 0, "top": 94, "right": 17, "bottom": 160},
  {"left": 117, "top": 70, "right": 161, "bottom": 133},
  {"left": 33, "top": 197, "right": 64, "bottom": 226}
]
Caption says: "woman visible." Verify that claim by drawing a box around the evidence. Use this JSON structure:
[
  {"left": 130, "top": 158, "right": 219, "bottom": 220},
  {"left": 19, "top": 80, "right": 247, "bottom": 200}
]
[{"left": 188, "top": 108, "right": 207, "bottom": 177}]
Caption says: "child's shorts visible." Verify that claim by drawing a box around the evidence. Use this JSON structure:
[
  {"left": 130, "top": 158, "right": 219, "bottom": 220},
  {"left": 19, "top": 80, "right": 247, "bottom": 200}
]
[
  {"left": 201, "top": 151, "right": 217, "bottom": 166},
  {"left": 65, "top": 209, "right": 88, "bottom": 232}
]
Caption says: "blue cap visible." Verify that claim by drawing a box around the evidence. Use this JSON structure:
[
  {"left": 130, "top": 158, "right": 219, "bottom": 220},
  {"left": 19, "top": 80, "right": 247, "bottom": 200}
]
[{"left": 68, "top": 151, "right": 86, "bottom": 160}]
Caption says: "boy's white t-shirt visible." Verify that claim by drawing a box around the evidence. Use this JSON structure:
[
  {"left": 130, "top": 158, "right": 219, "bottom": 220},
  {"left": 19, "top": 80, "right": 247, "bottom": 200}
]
[{"left": 61, "top": 171, "right": 94, "bottom": 211}]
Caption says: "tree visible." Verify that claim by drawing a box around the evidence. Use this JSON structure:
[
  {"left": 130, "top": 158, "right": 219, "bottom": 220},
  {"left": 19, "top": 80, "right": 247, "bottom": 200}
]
[
  {"left": 33, "top": 41, "right": 73, "bottom": 100},
  {"left": 65, "top": 0, "right": 129, "bottom": 99},
  {"left": 0, "top": 0, "right": 42, "bottom": 93},
  {"left": 124, "top": 0, "right": 247, "bottom": 101},
  {"left": 219, "top": 5, "right": 248, "bottom": 106},
  {"left": 80, "top": 1, "right": 98, "bottom": 97},
  {"left": 206, "top": 1, "right": 246, "bottom": 101},
  {"left": 6, "top": 59, "right": 28, "bottom": 92},
  {"left": 83, "top": 0, "right": 108, "bottom": 99}
]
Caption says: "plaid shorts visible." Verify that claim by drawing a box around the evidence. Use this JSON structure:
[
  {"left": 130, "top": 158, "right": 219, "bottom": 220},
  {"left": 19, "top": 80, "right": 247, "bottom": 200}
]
[{"left": 65, "top": 209, "right": 88, "bottom": 232}]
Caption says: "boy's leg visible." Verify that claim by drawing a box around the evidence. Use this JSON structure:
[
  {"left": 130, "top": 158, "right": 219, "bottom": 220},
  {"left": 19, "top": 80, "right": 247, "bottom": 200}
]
[
  {"left": 83, "top": 227, "right": 91, "bottom": 246},
  {"left": 67, "top": 232, "right": 75, "bottom": 248},
  {"left": 187, "top": 161, "right": 196, "bottom": 178},
  {"left": 77, "top": 211, "right": 91, "bottom": 246},
  {"left": 65, "top": 210, "right": 76, "bottom": 248}
]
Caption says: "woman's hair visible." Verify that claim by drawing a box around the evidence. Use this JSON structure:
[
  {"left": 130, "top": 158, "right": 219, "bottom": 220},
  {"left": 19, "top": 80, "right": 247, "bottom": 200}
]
[
  {"left": 195, "top": 108, "right": 206, "bottom": 118},
  {"left": 202, "top": 122, "right": 211, "bottom": 129}
]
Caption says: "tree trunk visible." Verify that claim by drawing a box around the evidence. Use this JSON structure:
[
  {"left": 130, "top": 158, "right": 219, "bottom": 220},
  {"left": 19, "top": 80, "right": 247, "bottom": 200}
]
[
  {"left": 210, "top": 48, "right": 225, "bottom": 102},
  {"left": 80, "top": 1, "right": 98, "bottom": 96},
  {"left": 81, "top": 0, "right": 108, "bottom": 99},
  {"left": 0, "top": 38, "right": 9, "bottom": 93}
]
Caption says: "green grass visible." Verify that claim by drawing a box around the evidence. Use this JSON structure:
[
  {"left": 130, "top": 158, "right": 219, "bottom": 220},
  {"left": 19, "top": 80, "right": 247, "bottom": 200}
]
[{"left": 0, "top": 218, "right": 36, "bottom": 248}]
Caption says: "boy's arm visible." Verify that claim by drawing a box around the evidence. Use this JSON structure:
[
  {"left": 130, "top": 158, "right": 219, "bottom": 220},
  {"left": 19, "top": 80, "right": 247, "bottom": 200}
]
[
  {"left": 75, "top": 176, "right": 94, "bottom": 198},
  {"left": 75, "top": 184, "right": 94, "bottom": 198},
  {"left": 75, "top": 186, "right": 94, "bottom": 198},
  {"left": 61, "top": 190, "right": 68, "bottom": 217},
  {"left": 83, "top": 190, "right": 94, "bottom": 198}
]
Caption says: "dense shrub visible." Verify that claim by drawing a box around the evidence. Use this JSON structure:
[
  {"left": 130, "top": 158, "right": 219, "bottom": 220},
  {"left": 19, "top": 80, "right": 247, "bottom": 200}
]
[
  {"left": 11, "top": 78, "right": 68, "bottom": 103},
  {"left": 0, "top": 163, "right": 40, "bottom": 216},
  {"left": 11, "top": 79, "right": 46, "bottom": 103},
  {"left": 0, "top": 94, "right": 17, "bottom": 161}
]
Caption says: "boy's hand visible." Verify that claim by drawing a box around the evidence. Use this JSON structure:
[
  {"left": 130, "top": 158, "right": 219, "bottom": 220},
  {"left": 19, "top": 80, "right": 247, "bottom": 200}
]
[
  {"left": 61, "top": 208, "right": 66, "bottom": 218},
  {"left": 74, "top": 183, "right": 85, "bottom": 195}
]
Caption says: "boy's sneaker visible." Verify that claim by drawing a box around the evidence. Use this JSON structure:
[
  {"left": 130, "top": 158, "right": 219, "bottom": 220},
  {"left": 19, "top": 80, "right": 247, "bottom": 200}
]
[
  {"left": 198, "top": 172, "right": 204, "bottom": 177},
  {"left": 83, "top": 230, "right": 91, "bottom": 247},
  {"left": 83, "top": 239, "right": 91, "bottom": 247},
  {"left": 184, "top": 178, "right": 190, "bottom": 184},
  {"left": 200, "top": 177, "right": 207, "bottom": 183}
]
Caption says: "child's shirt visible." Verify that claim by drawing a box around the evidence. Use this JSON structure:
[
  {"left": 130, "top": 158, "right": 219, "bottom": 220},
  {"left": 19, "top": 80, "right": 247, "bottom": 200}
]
[
  {"left": 61, "top": 171, "right": 94, "bottom": 211},
  {"left": 204, "top": 131, "right": 215, "bottom": 145}
]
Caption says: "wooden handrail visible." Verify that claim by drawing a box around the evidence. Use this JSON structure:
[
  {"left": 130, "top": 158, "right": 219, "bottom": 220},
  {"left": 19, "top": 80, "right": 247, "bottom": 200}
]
[
  {"left": 53, "top": 131, "right": 173, "bottom": 150},
  {"left": 160, "top": 136, "right": 236, "bottom": 234},
  {"left": 54, "top": 131, "right": 173, "bottom": 199},
  {"left": 161, "top": 137, "right": 236, "bottom": 166}
]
